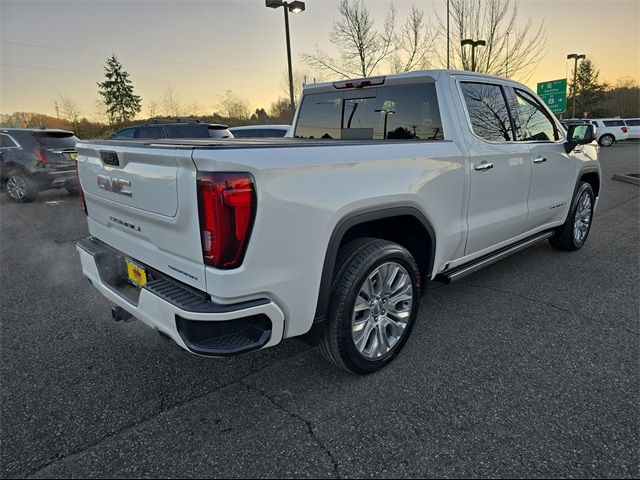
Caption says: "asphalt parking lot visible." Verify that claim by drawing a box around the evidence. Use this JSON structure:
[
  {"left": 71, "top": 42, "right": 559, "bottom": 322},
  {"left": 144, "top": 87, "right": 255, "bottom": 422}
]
[{"left": 1, "top": 143, "right": 638, "bottom": 478}]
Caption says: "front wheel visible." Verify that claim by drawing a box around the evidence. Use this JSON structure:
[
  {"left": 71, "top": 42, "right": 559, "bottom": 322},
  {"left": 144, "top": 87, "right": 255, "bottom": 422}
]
[
  {"left": 318, "top": 238, "right": 421, "bottom": 374},
  {"left": 549, "top": 182, "right": 594, "bottom": 251}
]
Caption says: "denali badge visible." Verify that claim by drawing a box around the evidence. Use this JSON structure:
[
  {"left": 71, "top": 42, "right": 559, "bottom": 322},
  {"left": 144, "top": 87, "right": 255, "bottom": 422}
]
[
  {"left": 97, "top": 175, "right": 132, "bottom": 196},
  {"left": 109, "top": 216, "right": 141, "bottom": 232}
]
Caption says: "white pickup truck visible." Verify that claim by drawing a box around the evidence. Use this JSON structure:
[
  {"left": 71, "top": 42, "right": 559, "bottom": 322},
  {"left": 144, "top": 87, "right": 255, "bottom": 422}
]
[{"left": 76, "top": 70, "right": 600, "bottom": 374}]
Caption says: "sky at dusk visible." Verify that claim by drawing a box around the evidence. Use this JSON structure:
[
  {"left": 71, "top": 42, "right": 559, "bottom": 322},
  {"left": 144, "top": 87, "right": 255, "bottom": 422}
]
[{"left": 1, "top": 0, "right": 639, "bottom": 118}]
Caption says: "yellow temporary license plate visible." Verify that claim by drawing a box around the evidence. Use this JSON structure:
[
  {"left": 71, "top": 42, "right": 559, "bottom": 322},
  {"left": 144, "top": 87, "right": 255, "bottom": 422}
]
[{"left": 126, "top": 259, "right": 147, "bottom": 287}]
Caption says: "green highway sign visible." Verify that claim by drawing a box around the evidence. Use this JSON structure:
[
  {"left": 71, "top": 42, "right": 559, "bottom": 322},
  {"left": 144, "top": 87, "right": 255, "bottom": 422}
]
[{"left": 537, "top": 78, "right": 567, "bottom": 114}]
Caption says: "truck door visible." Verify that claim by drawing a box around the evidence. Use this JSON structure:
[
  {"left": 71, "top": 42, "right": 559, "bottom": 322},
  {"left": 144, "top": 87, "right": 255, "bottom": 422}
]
[
  {"left": 459, "top": 81, "right": 532, "bottom": 255},
  {"left": 506, "top": 87, "right": 574, "bottom": 230}
]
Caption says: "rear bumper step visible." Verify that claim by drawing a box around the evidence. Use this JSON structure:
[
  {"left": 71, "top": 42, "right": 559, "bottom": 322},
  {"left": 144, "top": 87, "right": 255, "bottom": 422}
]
[
  {"left": 76, "top": 236, "right": 285, "bottom": 356},
  {"left": 436, "top": 231, "right": 554, "bottom": 284}
]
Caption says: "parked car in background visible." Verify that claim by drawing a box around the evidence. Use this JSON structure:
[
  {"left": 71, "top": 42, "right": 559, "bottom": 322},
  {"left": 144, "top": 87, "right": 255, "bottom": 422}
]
[
  {"left": 0, "top": 128, "right": 79, "bottom": 202},
  {"left": 560, "top": 119, "right": 593, "bottom": 133},
  {"left": 229, "top": 125, "right": 291, "bottom": 138},
  {"left": 624, "top": 118, "right": 640, "bottom": 139},
  {"left": 109, "top": 121, "right": 233, "bottom": 140},
  {"left": 588, "top": 118, "right": 628, "bottom": 146}
]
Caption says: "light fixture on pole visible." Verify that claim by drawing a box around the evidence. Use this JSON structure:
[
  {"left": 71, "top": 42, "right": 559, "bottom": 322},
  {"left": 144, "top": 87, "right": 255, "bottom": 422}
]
[
  {"left": 266, "top": 1, "right": 306, "bottom": 110},
  {"left": 461, "top": 39, "right": 486, "bottom": 72},
  {"left": 374, "top": 109, "right": 395, "bottom": 139},
  {"left": 567, "top": 53, "right": 586, "bottom": 118}
]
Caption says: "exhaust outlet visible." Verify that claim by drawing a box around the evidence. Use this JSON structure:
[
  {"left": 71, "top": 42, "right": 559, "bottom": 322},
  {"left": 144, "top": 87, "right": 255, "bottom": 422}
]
[{"left": 111, "top": 305, "right": 133, "bottom": 322}]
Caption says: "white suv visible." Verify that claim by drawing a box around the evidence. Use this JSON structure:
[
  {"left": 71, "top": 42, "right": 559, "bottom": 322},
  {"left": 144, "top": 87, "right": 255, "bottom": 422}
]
[
  {"left": 589, "top": 118, "right": 629, "bottom": 146},
  {"left": 625, "top": 118, "right": 640, "bottom": 140}
]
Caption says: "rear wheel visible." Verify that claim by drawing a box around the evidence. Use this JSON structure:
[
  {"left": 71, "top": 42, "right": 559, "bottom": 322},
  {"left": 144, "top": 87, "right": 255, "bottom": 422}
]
[
  {"left": 66, "top": 186, "right": 80, "bottom": 196},
  {"left": 318, "top": 238, "right": 421, "bottom": 374},
  {"left": 5, "top": 170, "right": 38, "bottom": 202},
  {"left": 549, "top": 182, "right": 594, "bottom": 251},
  {"left": 598, "top": 134, "right": 615, "bottom": 146}
]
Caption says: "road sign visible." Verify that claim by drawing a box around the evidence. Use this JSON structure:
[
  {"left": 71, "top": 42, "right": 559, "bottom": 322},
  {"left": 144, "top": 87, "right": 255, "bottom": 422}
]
[{"left": 537, "top": 78, "right": 567, "bottom": 114}]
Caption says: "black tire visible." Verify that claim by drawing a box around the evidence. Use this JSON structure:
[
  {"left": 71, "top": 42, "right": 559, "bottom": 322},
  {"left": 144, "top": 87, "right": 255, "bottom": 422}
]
[
  {"left": 318, "top": 238, "right": 421, "bottom": 374},
  {"left": 5, "top": 170, "right": 38, "bottom": 203},
  {"left": 598, "top": 134, "right": 615, "bottom": 147},
  {"left": 549, "top": 182, "right": 595, "bottom": 251},
  {"left": 66, "top": 186, "right": 80, "bottom": 196}
]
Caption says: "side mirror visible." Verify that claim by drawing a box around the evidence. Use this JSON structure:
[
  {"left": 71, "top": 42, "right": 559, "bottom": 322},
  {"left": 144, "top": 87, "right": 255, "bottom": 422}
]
[{"left": 564, "top": 124, "right": 595, "bottom": 153}]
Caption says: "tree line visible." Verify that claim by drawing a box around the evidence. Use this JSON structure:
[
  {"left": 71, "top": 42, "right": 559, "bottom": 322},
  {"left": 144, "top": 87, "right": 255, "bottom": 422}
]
[{"left": 1, "top": 0, "right": 638, "bottom": 137}]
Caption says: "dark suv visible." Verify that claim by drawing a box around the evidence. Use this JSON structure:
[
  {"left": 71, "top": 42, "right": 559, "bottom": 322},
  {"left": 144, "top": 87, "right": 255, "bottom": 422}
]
[
  {"left": 0, "top": 129, "right": 79, "bottom": 202},
  {"left": 108, "top": 121, "right": 233, "bottom": 140}
]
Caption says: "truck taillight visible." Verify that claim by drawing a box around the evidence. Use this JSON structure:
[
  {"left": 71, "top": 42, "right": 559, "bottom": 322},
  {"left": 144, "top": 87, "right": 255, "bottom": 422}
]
[
  {"left": 197, "top": 173, "right": 256, "bottom": 269},
  {"left": 76, "top": 160, "right": 87, "bottom": 215}
]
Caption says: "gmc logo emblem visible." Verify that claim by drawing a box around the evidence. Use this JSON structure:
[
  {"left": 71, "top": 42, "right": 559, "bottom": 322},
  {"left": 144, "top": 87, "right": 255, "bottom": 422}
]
[{"left": 97, "top": 175, "right": 132, "bottom": 197}]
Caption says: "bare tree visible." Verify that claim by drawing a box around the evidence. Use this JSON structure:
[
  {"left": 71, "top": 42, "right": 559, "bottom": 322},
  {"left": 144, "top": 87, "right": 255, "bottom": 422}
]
[
  {"left": 58, "top": 94, "right": 82, "bottom": 130},
  {"left": 435, "top": 0, "right": 546, "bottom": 80},
  {"left": 187, "top": 100, "right": 204, "bottom": 117},
  {"left": 281, "top": 69, "right": 321, "bottom": 104},
  {"left": 146, "top": 100, "right": 159, "bottom": 119},
  {"left": 216, "top": 90, "right": 250, "bottom": 120},
  {"left": 162, "top": 85, "right": 186, "bottom": 117},
  {"left": 302, "top": 0, "right": 396, "bottom": 78},
  {"left": 391, "top": 5, "right": 437, "bottom": 73}
]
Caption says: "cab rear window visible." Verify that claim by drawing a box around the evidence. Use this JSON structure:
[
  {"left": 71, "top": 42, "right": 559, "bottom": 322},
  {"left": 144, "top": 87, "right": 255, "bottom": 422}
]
[{"left": 294, "top": 83, "right": 444, "bottom": 141}]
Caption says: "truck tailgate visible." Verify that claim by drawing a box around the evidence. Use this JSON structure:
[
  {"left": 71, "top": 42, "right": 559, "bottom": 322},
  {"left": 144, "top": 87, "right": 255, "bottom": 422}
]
[{"left": 76, "top": 143, "right": 206, "bottom": 291}]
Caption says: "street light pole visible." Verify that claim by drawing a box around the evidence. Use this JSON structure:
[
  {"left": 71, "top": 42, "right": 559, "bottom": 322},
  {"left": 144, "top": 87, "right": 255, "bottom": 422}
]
[
  {"left": 266, "top": 1, "right": 306, "bottom": 110},
  {"left": 446, "top": 0, "right": 450, "bottom": 69},
  {"left": 567, "top": 53, "right": 586, "bottom": 118},
  {"left": 283, "top": 6, "right": 294, "bottom": 110}
]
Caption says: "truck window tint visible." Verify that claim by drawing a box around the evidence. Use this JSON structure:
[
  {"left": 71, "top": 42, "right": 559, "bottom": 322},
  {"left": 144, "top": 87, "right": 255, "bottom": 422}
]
[
  {"left": 513, "top": 89, "right": 558, "bottom": 141},
  {"left": 461, "top": 82, "right": 513, "bottom": 142},
  {"left": 295, "top": 92, "right": 342, "bottom": 139},
  {"left": 294, "top": 84, "right": 443, "bottom": 141}
]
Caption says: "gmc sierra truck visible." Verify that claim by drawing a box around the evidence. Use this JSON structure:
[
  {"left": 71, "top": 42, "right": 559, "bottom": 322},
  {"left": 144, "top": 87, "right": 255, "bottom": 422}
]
[{"left": 75, "top": 70, "right": 600, "bottom": 374}]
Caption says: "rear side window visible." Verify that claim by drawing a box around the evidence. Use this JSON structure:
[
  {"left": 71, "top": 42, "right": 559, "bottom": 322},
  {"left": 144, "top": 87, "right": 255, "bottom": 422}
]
[
  {"left": 461, "top": 82, "right": 513, "bottom": 142},
  {"left": 134, "top": 126, "right": 166, "bottom": 139},
  {"left": 0, "top": 134, "right": 18, "bottom": 148},
  {"left": 603, "top": 120, "right": 625, "bottom": 127},
  {"left": 31, "top": 132, "right": 79, "bottom": 149},
  {"left": 294, "top": 83, "right": 443, "bottom": 140},
  {"left": 165, "top": 125, "right": 208, "bottom": 138},
  {"left": 111, "top": 128, "right": 135, "bottom": 139},
  {"left": 512, "top": 89, "right": 558, "bottom": 141}
]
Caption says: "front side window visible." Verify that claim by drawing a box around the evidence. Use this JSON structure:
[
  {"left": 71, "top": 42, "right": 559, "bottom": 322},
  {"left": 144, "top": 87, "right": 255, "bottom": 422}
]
[
  {"left": 626, "top": 119, "right": 640, "bottom": 126},
  {"left": 294, "top": 83, "right": 444, "bottom": 141},
  {"left": 461, "top": 82, "right": 513, "bottom": 142},
  {"left": 512, "top": 89, "right": 558, "bottom": 141}
]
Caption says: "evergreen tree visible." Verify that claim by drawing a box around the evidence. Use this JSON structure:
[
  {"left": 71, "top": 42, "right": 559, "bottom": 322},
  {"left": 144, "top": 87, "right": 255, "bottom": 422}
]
[
  {"left": 568, "top": 60, "right": 607, "bottom": 118},
  {"left": 97, "top": 55, "right": 142, "bottom": 126}
]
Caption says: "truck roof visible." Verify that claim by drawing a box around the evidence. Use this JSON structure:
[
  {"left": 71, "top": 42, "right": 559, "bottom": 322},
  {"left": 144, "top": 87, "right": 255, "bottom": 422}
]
[{"left": 303, "top": 69, "right": 515, "bottom": 94}]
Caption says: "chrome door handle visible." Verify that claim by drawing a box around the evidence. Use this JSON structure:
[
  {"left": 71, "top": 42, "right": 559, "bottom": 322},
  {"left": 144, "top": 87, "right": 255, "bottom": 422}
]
[
  {"left": 533, "top": 157, "right": 547, "bottom": 164},
  {"left": 474, "top": 161, "right": 494, "bottom": 171}
]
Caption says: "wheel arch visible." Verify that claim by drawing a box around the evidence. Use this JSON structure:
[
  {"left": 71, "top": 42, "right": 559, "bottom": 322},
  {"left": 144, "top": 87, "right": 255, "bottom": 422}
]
[
  {"left": 578, "top": 167, "right": 600, "bottom": 198},
  {"left": 310, "top": 205, "right": 436, "bottom": 337}
]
